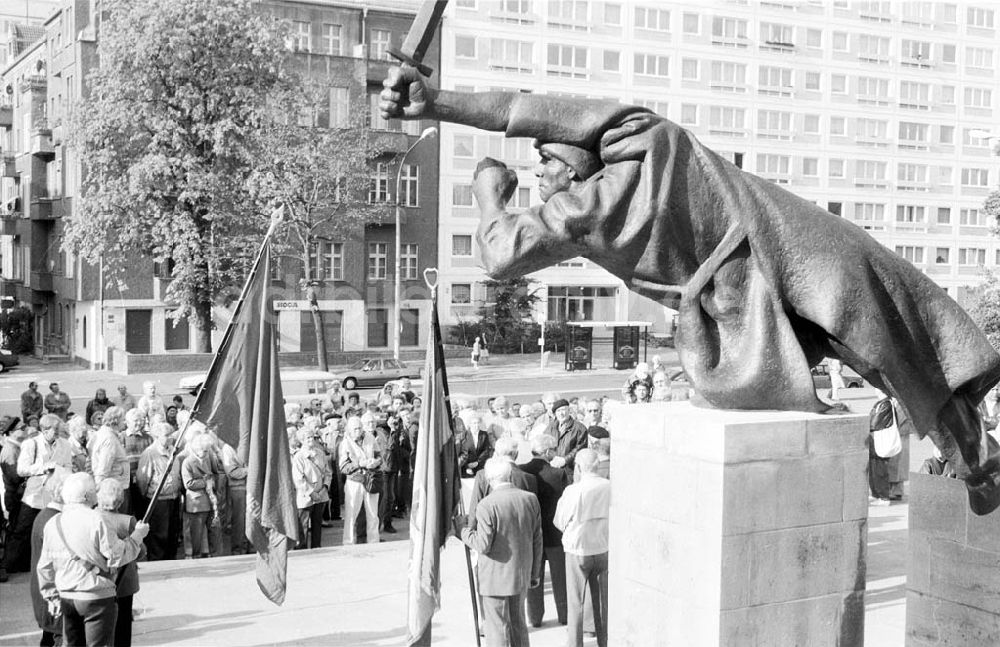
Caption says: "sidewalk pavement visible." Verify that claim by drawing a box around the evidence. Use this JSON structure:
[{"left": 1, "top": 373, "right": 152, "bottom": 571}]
[{"left": 0, "top": 496, "right": 910, "bottom": 647}]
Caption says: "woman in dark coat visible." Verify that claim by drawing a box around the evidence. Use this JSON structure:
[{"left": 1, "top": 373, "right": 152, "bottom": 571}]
[{"left": 30, "top": 474, "right": 66, "bottom": 647}]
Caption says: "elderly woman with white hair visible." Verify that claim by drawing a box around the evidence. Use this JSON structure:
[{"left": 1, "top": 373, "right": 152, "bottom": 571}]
[
  {"left": 339, "top": 416, "right": 381, "bottom": 545},
  {"left": 37, "top": 473, "right": 148, "bottom": 647},
  {"left": 90, "top": 406, "right": 132, "bottom": 514},
  {"left": 292, "top": 426, "right": 331, "bottom": 549},
  {"left": 180, "top": 433, "right": 218, "bottom": 558},
  {"left": 66, "top": 416, "right": 90, "bottom": 474},
  {"left": 96, "top": 480, "right": 142, "bottom": 647}
]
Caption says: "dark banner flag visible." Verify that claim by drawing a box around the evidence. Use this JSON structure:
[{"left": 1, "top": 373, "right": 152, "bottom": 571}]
[
  {"left": 193, "top": 239, "right": 299, "bottom": 605},
  {"left": 406, "top": 290, "right": 461, "bottom": 645}
]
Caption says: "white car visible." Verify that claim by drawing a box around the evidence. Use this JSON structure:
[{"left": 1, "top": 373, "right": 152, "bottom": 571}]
[{"left": 178, "top": 369, "right": 342, "bottom": 404}]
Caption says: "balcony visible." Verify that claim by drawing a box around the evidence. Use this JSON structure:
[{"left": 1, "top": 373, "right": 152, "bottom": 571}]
[
  {"left": 29, "top": 198, "right": 55, "bottom": 220},
  {"left": 0, "top": 105, "right": 11, "bottom": 128},
  {"left": 30, "top": 128, "right": 54, "bottom": 158},
  {"left": 1, "top": 216, "right": 16, "bottom": 236},
  {"left": 1, "top": 154, "right": 15, "bottom": 177},
  {"left": 29, "top": 270, "right": 53, "bottom": 292}
]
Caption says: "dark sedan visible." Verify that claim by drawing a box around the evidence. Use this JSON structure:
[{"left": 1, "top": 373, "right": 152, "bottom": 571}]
[{"left": 0, "top": 348, "right": 18, "bottom": 373}]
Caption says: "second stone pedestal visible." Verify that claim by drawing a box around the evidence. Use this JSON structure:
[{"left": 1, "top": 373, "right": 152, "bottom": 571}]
[{"left": 608, "top": 402, "right": 868, "bottom": 647}]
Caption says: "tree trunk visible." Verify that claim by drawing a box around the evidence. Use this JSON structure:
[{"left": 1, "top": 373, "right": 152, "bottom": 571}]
[
  {"left": 305, "top": 284, "right": 328, "bottom": 371},
  {"left": 194, "top": 298, "right": 214, "bottom": 353}
]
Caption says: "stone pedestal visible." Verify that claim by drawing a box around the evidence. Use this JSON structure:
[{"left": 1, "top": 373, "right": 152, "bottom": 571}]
[
  {"left": 608, "top": 402, "right": 868, "bottom": 647},
  {"left": 906, "top": 473, "right": 1000, "bottom": 646}
]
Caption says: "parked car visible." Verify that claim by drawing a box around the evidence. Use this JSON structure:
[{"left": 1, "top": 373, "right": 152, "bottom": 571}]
[
  {"left": 178, "top": 369, "right": 341, "bottom": 403},
  {"left": 811, "top": 361, "right": 864, "bottom": 389},
  {"left": 336, "top": 358, "right": 421, "bottom": 390},
  {"left": 0, "top": 348, "right": 18, "bottom": 373}
]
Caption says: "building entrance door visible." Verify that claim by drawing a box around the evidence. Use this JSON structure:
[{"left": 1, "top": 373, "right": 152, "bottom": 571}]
[{"left": 125, "top": 309, "right": 152, "bottom": 354}]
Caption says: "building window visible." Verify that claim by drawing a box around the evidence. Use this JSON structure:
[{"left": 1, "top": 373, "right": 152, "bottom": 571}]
[
  {"left": 756, "top": 154, "right": 791, "bottom": 177},
  {"left": 942, "top": 44, "right": 957, "bottom": 63},
  {"left": 832, "top": 31, "right": 848, "bottom": 51},
  {"left": 829, "top": 159, "right": 845, "bottom": 178},
  {"left": 636, "top": 99, "right": 668, "bottom": 116},
  {"left": 828, "top": 202, "right": 842, "bottom": 216},
  {"left": 453, "top": 184, "right": 474, "bottom": 206},
  {"left": 370, "top": 29, "right": 392, "bottom": 60},
  {"left": 452, "top": 283, "right": 472, "bottom": 304},
  {"left": 760, "top": 22, "right": 794, "bottom": 47},
  {"left": 958, "top": 248, "right": 986, "bottom": 266},
  {"left": 708, "top": 106, "right": 745, "bottom": 134},
  {"left": 857, "top": 76, "right": 889, "bottom": 104},
  {"left": 369, "top": 163, "right": 390, "bottom": 203},
  {"left": 367, "top": 309, "right": 388, "bottom": 347},
  {"left": 959, "top": 208, "right": 985, "bottom": 226},
  {"left": 803, "top": 114, "right": 820, "bottom": 134},
  {"left": 603, "top": 50, "right": 620, "bottom": 72},
  {"left": 855, "top": 202, "right": 885, "bottom": 224},
  {"left": 368, "top": 243, "right": 388, "bottom": 280},
  {"left": 967, "top": 46, "right": 993, "bottom": 69},
  {"left": 758, "top": 66, "right": 792, "bottom": 96},
  {"left": 940, "top": 126, "right": 955, "bottom": 144},
  {"left": 604, "top": 3, "right": 621, "bottom": 25},
  {"left": 455, "top": 35, "right": 477, "bottom": 58},
  {"left": 310, "top": 241, "right": 344, "bottom": 280},
  {"left": 900, "top": 82, "right": 930, "bottom": 109},
  {"left": 546, "top": 286, "right": 614, "bottom": 322},
  {"left": 546, "top": 44, "right": 588, "bottom": 78},
  {"left": 680, "top": 104, "right": 698, "bottom": 125},
  {"left": 857, "top": 118, "right": 888, "bottom": 141},
  {"left": 329, "top": 87, "right": 349, "bottom": 128},
  {"left": 896, "top": 205, "right": 925, "bottom": 223},
  {"left": 453, "top": 134, "right": 474, "bottom": 159},
  {"left": 935, "top": 248, "right": 950, "bottom": 264},
  {"left": 757, "top": 110, "right": 792, "bottom": 138},
  {"left": 898, "top": 122, "right": 928, "bottom": 146},
  {"left": 321, "top": 23, "right": 342, "bottom": 55},
  {"left": 961, "top": 168, "right": 989, "bottom": 187},
  {"left": 857, "top": 35, "right": 889, "bottom": 62},
  {"left": 937, "top": 207, "right": 952, "bottom": 224},
  {"left": 895, "top": 246, "right": 925, "bottom": 264},
  {"left": 682, "top": 12, "right": 699, "bottom": 34},
  {"left": 964, "top": 87, "right": 993, "bottom": 109},
  {"left": 941, "top": 85, "right": 956, "bottom": 105},
  {"left": 967, "top": 6, "right": 995, "bottom": 28},
  {"left": 635, "top": 6, "right": 669, "bottom": 32},
  {"left": 489, "top": 38, "right": 534, "bottom": 73},
  {"left": 401, "top": 244, "right": 418, "bottom": 280},
  {"left": 832, "top": 116, "right": 846, "bottom": 136},
  {"left": 400, "top": 164, "right": 419, "bottom": 207},
  {"left": 291, "top": 21, "right": 311, "bottom": 52},
  {"left": 548, "top": 0, "right": 587, "bottom": 24},
  {"left": 900, "top": 39, "right": 931, "bottom": 64},
  {"left": 805, "top": 28, "right": 821, "bottom": 48},
  {"left": 164, "top": 311, "right": 190, "bottom": 351},
  {"left": 938, "top": 166, "right": 953, "bottom": 185},
  {"left": 681, "top": 58, "right": 699, "bottom": 80},
  {"left": 804, "top": 71, "right": 820, "bottom": 90},
  {"left": 710, "top": 61, "right": 745, "bottom": 92},
  {"left": 831, "top": 74, "right": 846, "bottom": 94},
  {"left": 855, "top": 160, "right": 886, "bottom": 183},
  {"left": 802, "top": 158, "right": 818, "bottom": 176},
  {"left": 711, "top": 17, "right": 747, "bottom": 43},
  {"left": 898, "top": 163, "right": 928, "bottom": 185},
  {"left": 634, "top": 53, "right": 669, "bottom": 78},
  {"left": 452, "top": 235, "right": 473, "bottom": 257}
]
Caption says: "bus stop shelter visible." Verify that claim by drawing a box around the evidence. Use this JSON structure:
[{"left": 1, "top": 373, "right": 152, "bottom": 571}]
[{"left": 564, "top": 321, "right": 652, "bottom": 370}]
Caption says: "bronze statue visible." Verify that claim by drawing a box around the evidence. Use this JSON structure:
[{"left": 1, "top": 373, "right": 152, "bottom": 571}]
[{"left": 380, "top": 67, "right": 1000, "bottom": 516}]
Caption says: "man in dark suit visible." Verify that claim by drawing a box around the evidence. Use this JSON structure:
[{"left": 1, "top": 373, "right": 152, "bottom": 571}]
[
  {"left": 458, "top": 457, "right": 543, "bottom": 647},
  {"left": 468, "top": 437, "right": 537, "bottom": 523},
  {"left": 520, "top": 434, "right": 571, "bottom": 627}
]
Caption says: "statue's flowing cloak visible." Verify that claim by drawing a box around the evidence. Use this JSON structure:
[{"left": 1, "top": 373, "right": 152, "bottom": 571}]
[{"left": 476, "top": 94, "right": 1000, "bottom": 467}]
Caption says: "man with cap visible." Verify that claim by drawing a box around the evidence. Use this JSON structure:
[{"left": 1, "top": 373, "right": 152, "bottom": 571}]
[
  {"left": 586, "top": 426, "right": 611, "bottom": 480},
  {"left": 380, "top": 66, "right": 1000, "bottom": 516},
  {"left": 545, "top": 399, "right": 589, "bottom": 473}
]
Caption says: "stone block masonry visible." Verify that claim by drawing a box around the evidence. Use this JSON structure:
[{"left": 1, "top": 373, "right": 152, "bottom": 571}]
[
  {"left": 607, "top": 402, "right": 868, "bottom": 647},
  {"left": 906, "top": 473, "right": 1000, "bottom": 647}
]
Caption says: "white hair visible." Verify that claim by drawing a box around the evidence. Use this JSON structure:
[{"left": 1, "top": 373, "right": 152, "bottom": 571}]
[{"left": 483, "top": 456, "right": 513, "bottom": 484}]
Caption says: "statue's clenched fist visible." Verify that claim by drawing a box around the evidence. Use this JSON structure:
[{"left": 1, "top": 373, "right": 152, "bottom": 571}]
[
  {"left": 473, "top": 157, "right": 518, "bottom": 207},
  {"left": 380, "top": 66, "right": 435, "bottom": 120}
]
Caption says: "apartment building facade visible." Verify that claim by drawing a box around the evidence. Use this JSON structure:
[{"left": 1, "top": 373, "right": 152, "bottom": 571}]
[
  {"left": 0, "top": 0, "right": 440, "bottom": 371},
  {"left": 436, "top": 0, "right": 999, "bottom": 331}
]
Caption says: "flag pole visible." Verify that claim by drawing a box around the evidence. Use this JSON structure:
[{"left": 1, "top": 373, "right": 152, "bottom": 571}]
[
  {"left": 141, "top": 207, "right": 285, "bottom": 525},
  {"left": 424, "top": 270, "right": 482, "bottom": 647}
]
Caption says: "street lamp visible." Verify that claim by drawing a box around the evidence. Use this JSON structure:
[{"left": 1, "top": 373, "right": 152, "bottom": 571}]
[{"left": 394, "top": 125, "right": 437, "bottom": 361}]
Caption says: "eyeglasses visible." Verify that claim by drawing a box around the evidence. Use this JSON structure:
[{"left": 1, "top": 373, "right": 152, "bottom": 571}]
[{"left": 586, "top": 408, "right": 600, "bottom": 413}]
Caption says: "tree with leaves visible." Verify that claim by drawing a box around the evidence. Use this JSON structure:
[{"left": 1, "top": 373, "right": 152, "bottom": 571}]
[
  {"left": 65, "top": 0, "right": 293, "bottom": 352},
  {"left": 475, "top": 278, "right": 541, "bottom": 353},
  {"left": 249, "top": 81, "right": 390, "bottom": 370}
]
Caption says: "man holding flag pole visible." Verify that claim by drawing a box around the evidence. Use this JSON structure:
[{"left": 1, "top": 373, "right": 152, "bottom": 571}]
[{"left": 141, "top": 206, "right": 299, "bottom": 604}]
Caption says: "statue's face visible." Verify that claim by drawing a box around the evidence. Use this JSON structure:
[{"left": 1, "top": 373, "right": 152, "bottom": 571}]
[{"left": 534, "top": 154, "right": 575, "bottom": 202}]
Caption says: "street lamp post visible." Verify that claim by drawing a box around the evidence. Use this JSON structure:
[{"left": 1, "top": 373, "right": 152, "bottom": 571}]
[{"left": 394, "top": 126, "right": 437, "bottom": 361}]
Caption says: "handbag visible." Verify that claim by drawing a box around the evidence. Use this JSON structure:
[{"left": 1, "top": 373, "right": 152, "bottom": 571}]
[
  {"left": 362, "top": 468, "right": 383, "bottom": 494},
  {"left": 871, "top": 398, "right": 902, "bottom": 459}
]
